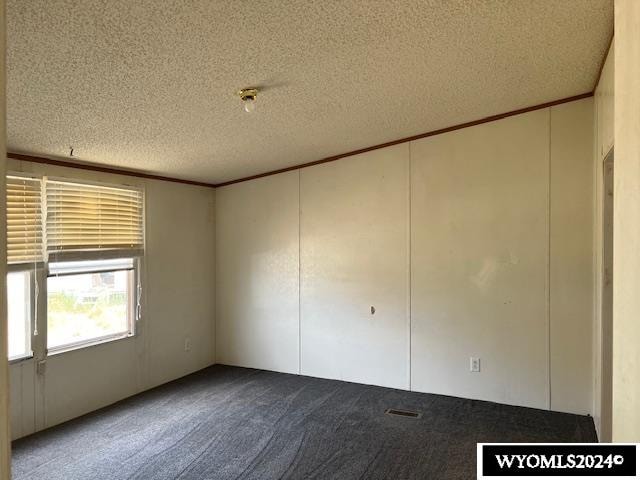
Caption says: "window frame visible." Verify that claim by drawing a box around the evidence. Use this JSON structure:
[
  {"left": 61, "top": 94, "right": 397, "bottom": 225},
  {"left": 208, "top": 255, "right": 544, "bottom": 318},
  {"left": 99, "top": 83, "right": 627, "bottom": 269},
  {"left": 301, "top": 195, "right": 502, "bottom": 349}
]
[{"left": 45, "top": 257, "right": 140, "bottom": 356}]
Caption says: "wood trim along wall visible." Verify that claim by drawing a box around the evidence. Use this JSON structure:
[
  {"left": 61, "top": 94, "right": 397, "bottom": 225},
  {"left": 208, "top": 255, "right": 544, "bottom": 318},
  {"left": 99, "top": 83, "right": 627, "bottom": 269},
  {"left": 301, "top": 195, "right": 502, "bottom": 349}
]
[
  {"left": 6, "top": 152, "right": 218, "bottom": 188},
  {"left": 8, "top": 91, "right": 593, "bottom": 190},
  {"left": 214, "top": 91, "right": 593, "bottom": 187}
]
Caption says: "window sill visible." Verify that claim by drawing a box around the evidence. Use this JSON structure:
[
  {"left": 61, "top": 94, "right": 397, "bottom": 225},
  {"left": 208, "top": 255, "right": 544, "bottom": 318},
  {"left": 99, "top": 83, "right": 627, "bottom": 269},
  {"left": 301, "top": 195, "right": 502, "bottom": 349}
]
[
  {"left": 9, "top": 354, "right": 34, "bottom": 366},
  {"left": 47, "top": 332, "right": 135, "bottom": 357}
]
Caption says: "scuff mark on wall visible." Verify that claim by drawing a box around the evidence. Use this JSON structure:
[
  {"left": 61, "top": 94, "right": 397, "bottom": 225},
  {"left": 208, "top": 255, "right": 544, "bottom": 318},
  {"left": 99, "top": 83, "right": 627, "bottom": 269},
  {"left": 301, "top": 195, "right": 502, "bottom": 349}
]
[{"left": 470, "top": 252, "right": 519, "bottom": 292}]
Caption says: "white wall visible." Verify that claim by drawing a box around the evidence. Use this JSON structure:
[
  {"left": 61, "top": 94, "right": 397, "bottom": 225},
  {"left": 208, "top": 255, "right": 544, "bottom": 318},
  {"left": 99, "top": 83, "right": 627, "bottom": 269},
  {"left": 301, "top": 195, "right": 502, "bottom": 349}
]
[
  {"left": 215, "top": 98, "right": 595, "bottom": 415},
  {"left": 215, "top": 172, "right": 300, "bottom": 374},
  {"left": 8, "top": 159, "right": 216, "bottom": 439},
  {"left": 613, "top": 0, "right": 640, "bottom": 442},
  {"left": 549, "top": 100, "right": 595, "bottom": 415},
  {"left": 300, "top": 144, "right": 410, "bottom": 389},
  {"left": 593, "top": 40, "right": 614, "bottom": 441},
  {"left": 410, "top": 109, "right": 549, "bottom": 409}
]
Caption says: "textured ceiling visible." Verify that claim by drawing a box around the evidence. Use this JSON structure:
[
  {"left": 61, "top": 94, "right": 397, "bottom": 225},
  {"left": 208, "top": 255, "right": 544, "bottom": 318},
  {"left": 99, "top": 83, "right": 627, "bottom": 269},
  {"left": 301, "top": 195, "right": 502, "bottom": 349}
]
[{"left": 8, "top": 0, "right": 612, "bottom": 184}]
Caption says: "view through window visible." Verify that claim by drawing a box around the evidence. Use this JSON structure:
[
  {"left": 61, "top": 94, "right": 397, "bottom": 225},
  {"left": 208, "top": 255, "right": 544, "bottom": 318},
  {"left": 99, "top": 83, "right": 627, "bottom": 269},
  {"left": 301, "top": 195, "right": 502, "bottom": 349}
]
[
  {"left": 7, "top": 270, "right": 31, "bottom": 360},
  {"left": 47, "top": 258, "right": 135, "bottom": 351}
]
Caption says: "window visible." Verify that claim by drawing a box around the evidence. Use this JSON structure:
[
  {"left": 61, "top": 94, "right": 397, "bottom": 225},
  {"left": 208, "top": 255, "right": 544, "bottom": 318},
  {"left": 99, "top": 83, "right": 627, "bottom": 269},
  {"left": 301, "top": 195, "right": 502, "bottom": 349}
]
[
  {"left": 5, "top": 173, "right": 145, "bottom": 357},
  {"left": 47, "top": 258, "right": 136, "bottom": 352},
  {"left": 7, "top": 271, "right": 32, "bottom": 360}
]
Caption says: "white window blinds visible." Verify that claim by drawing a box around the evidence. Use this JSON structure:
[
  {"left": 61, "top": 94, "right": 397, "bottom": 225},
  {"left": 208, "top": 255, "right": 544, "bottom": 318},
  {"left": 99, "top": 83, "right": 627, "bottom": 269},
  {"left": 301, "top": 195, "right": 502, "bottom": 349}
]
[
  {"left": 7, "top": 175, "right": 44, "bottom": 264},
  {"left": 45, "top": 179, "right": 144, "bottom": 256}
]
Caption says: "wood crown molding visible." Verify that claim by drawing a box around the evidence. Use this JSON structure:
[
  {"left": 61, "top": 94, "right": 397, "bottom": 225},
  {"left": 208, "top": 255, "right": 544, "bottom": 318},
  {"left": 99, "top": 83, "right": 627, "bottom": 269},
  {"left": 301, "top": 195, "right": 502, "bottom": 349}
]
[
  {"left": 214, "top": 92, "right": 593, "bottom": 187},
  {"left": 8, "top": 91, "right": 594, "bottom": 190},
  {"left": 6, "top": 152, "right": 217, "bottom": 188}
]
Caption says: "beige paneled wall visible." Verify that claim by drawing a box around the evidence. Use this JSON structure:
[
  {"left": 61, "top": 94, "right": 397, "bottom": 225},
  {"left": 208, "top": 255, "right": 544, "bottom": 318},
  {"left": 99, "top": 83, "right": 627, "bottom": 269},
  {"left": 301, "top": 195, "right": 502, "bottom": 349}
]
[
  {"left": 300, "top": 144, "right": 410, "bottom": 390},
  {"left": 215, "top": 172, "right": 300, "bottom": 374},
  {"left": 8, "top": 160, "right": 216, "bottom": 439},
  {"left": 549, "top": 100, "right": 595, "bottom": 414},
  {"left": 593, "top": 40, "right": 614, "bottom": 442},
  {"left": 144, "top": 179, "right": 216, "bottom": 388},
  {"left": 215, "top": 98, "right": 595, "bottom": 415},
  {"left": 613, "top": 0, "right": 640, "bottom": 442},
  {"left": 410, "top": 109, "right": 550, "bottom": 409}
]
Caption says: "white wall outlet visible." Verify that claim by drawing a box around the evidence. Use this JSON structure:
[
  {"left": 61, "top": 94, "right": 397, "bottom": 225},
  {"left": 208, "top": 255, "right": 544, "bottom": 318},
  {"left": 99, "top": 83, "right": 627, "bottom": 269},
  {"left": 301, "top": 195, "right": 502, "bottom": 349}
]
[
  {"left": 184, "top": 338, "right": 192, "bottom": 352},
  {"left": 470, "top": 357, "right": 480, "bottom": 372}
]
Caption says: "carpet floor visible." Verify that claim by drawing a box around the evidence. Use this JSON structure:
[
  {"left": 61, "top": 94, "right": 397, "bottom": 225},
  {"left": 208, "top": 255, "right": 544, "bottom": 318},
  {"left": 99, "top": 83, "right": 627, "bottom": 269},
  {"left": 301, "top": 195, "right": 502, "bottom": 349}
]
[{"left": 12, "top": 365, "right": 597, "bottom": 480}]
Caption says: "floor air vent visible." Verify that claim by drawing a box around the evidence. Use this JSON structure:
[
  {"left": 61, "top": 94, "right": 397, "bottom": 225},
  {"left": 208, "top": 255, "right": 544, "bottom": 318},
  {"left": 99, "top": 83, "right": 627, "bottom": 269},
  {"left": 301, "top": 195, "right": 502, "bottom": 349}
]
[{"left": 384, "top": 408, "right": 422, "bottom": 419}]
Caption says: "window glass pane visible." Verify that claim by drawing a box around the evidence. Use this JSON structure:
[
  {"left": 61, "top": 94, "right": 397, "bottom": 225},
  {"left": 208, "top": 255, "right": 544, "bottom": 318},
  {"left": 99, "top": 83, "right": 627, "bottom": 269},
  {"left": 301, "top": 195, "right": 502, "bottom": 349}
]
[
  {"left": 47, "top": 264, "right": 133, "bottom": 350},
  {"left": 7, "top": 271, "right": 31, "bottom": 359}
]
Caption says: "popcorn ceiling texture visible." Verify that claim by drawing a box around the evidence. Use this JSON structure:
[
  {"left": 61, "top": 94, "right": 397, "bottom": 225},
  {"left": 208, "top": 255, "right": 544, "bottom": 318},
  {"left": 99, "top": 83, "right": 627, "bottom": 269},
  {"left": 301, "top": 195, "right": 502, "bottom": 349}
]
[{"left": 7, "top": 0, "right": 612, "bottom": 184}]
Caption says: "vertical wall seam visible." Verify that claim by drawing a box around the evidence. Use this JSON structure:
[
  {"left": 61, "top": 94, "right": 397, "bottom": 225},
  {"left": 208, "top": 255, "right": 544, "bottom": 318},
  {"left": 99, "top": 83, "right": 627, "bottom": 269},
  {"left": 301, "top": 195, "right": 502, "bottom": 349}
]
[
  {"left": 547, "top": 107, "right": 552, "bottom": 411},
  {"left": 592, "top": 100, "right": 600, "bottom": 425},
  {"left": 143, "top": 196, "right": 150, "bottom": 389},
  {"left": 18, "top": 364, "right": 23, "bottom": 439},
  {"left": 212, "top": 191, "right": 217, "bottom": 366},
  {"left": 408, "top": 142, "right": 412, "bottom": 391},
  {"left": 298, "top": 169, "right": 302, "bottom": 375}
]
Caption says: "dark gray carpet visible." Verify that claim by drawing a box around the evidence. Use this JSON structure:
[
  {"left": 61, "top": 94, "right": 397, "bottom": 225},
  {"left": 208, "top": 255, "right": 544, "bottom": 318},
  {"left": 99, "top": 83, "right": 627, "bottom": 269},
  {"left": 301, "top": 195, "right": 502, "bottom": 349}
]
[{"left": 12, "top": 365, "right": 596, "bottom": 480}]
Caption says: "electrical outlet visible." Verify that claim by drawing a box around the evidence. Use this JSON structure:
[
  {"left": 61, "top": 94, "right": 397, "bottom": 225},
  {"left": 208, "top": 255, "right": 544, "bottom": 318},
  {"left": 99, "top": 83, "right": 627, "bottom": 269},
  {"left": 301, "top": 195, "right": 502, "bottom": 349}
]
[
  {"left": 470, "top": 357, "right": 480, "bottom": 373},
  {"left": 184, "top": 338, "right": 192, "bottom": 352}
]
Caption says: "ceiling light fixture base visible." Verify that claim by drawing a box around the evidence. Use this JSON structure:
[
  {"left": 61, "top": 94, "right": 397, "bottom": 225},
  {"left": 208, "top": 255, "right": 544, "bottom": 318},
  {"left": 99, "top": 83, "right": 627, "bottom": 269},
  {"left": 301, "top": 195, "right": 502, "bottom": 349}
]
[
  {"left": 237, "top": 87, "right": 258, "bottom": 113},
  {"left": 237, "top": 88, "right": 258, "bottom": 101}
]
